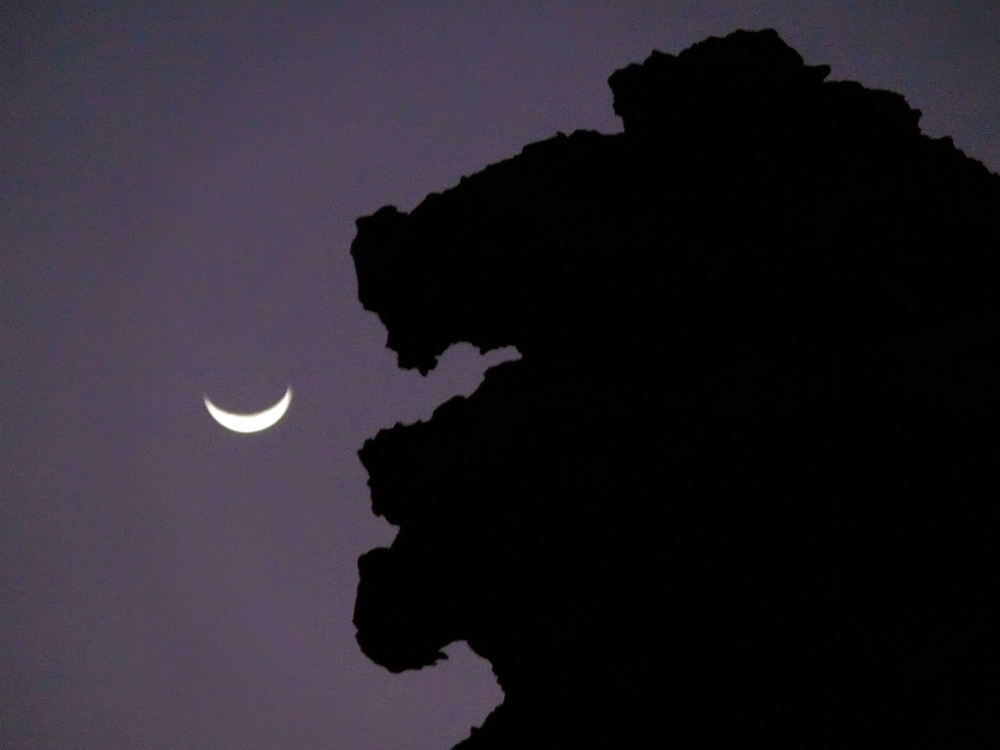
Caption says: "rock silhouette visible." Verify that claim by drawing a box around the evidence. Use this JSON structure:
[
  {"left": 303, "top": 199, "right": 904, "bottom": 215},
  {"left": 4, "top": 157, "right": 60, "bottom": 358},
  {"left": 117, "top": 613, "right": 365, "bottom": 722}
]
[{"left": 350, "top": 29, "right": 998, "bottom": 745}]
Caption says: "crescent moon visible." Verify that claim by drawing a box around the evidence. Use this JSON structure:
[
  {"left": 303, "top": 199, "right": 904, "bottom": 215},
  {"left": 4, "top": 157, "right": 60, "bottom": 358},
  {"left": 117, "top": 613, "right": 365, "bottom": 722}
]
[{"left": 203, "top": 387, "right": 292, "bottom": 433}]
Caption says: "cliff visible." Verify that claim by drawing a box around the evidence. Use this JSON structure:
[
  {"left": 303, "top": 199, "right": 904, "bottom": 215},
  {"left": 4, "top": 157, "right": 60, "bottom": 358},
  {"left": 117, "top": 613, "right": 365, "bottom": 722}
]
[{"left": 350, "top": 29, "right": 998, "bottom": 745}]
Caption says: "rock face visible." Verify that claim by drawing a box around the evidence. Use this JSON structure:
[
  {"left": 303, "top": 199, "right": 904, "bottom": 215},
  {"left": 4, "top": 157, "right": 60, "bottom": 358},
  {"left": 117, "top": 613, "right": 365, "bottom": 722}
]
[{"left": 350, "top": 29, "right": 998, "bottom": 745}]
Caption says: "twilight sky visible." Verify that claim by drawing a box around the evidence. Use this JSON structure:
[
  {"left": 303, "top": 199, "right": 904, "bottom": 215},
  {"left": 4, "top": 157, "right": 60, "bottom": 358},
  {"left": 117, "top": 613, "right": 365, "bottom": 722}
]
[{"left": 2, "top": 3, "right": 997, "bottom": 748}]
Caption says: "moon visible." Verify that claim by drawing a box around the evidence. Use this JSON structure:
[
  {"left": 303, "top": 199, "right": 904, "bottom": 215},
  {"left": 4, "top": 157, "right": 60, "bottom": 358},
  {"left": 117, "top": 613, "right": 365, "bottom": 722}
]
[{"left": 203, "top": 387, "right": 292, "bottom": 433}]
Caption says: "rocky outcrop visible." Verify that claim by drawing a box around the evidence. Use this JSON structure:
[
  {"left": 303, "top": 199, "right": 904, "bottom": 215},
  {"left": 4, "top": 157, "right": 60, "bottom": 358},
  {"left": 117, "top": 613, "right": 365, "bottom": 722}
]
[{"left": 350, "top": 29, "right": 998, "bottom": 745}]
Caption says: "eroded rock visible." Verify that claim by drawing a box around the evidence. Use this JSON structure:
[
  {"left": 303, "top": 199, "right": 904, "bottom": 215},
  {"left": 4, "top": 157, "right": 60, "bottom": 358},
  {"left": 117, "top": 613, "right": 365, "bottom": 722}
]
[{"left": 350, "top": 29, "right": 998, "bottom": 746}]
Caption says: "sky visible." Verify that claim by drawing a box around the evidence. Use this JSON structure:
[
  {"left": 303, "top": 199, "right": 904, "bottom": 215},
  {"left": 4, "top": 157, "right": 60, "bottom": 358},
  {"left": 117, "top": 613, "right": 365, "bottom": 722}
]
[{"left": 2, "top": 2, "right": 997, "bottom": 748}]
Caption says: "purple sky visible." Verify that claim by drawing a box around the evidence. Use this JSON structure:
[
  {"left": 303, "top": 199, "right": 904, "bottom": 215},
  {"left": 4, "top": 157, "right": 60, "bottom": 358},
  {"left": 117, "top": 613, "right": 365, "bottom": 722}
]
[{"left": 2, "top": 3, "right": 997, "bottom": 748}]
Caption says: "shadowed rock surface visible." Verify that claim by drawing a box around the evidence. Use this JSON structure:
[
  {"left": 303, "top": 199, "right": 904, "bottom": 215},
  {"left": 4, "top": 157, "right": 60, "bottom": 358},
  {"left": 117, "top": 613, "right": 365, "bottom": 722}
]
[{"left": 349, "top": 29, "right": 998, "bottom": 745}]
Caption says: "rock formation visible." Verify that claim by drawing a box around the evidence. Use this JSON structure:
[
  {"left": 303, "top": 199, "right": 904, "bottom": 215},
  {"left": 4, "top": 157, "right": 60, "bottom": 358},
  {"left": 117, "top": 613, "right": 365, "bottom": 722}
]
[{"left": 349, "top": 29, "right": 998, "bottom": 745}]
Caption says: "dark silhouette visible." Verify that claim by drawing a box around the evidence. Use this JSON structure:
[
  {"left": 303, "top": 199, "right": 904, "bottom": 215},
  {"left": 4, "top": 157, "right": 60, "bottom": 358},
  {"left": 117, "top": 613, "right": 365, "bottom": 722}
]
[{"left": 349, "top": 29, "right": 998, "bottom": 745}]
